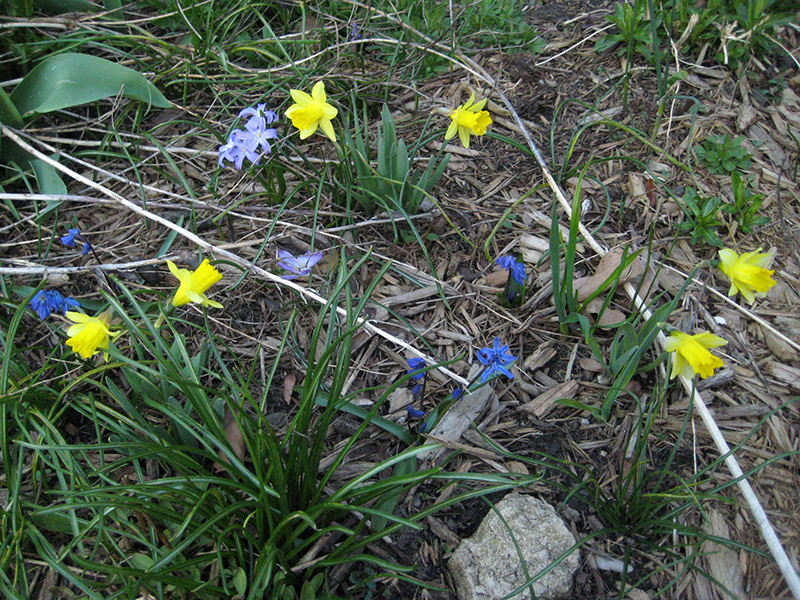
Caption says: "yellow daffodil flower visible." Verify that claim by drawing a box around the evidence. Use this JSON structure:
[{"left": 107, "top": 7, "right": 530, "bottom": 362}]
[
  {"left": 168, "top": 259, "right": 223, "bottom": 308},
  {"left": 665, "top": 330, "right": 727, "bottom": 380},
  {"left": 445, "top": 92, "right": 492, "bottom": 148},
  {"left": 66, "top": 309, "right": 120, "bottom": 360},
  {"left": 718, "top": 248, "right": 776, "bottom": 304},
  {"left": 285, "top": 81, "right": 338, "bottom": 142}
]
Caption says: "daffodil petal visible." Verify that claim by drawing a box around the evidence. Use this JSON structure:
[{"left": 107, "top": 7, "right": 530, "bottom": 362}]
[
  {"left": 458, "top": 126, "right": 470, "bottom": 148},
  {"left": 311, "top": 81, "right": 327, "bottom": 103},
  {"left": 318, "top": 118, "right": 336, "bottom": 142},
  {"left": 289, "top": 89, "right": 313, "bottom": 105}
]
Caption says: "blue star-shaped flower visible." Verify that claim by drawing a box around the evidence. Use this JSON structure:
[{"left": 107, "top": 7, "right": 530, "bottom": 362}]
[
  {"left": 477, "top": 337, "right": 516, "bottom": 383},
  {"left": 218, "top": 130, "right": 247, "bottom": 169},
  {"left": 219, "top": 105, "right": 279, "bottom": 170},
  {"left": 495, "top": 254, "right": 526, "bottom": 285},
  {"left": 479, "top": 360, "right": 515, "bottom": 383},
  {"left": 29, "top": 289, "right": 81, "bottom": 320},
  {"left": 495, "top": 255, "right": 515, "bottom": 271},
  {"left": 406, "top": 405, "right": 425, "bottom": 419},
  {"left": 61, "top": 228, "right": 81, "bottom": 247},
  {"left": 60, "top": 229, "right": 92, "bottom": 255},
  {"left": 277, "top": 249, "right": 324, "bottom": 279},
  {"left": 509, "top": 261, "right": 526, "bottom": 285},
  {"left": 407, "top": 357, "right": 426, "bottom": 380},
  {"left": 238, "top": 104, "right": 279, "bottom": 127}
]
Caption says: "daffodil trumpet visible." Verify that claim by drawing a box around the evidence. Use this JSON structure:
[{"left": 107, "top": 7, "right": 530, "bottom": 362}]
[{"left": 665, "top": 329, "right": 727, "bottom": 380}]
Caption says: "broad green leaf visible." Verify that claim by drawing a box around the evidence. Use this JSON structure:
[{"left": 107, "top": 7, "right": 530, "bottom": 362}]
[
  {"left": 30, "top": 158, "right": 66, "bottom": 195},
  {"left": 129, "top": 553, "right": 155, "bottom": 570},
  {"left": 30, "top": 158, "right": 67, "bottom": 220},
  {"left": 232, "top": 567, "right": 247, "bottom": 596},
  {"left": 0, "top": 87, "right": 24, "bottom": 128},
  {"left": 10, "top": 53, "right": 171, "bottom": 117}
]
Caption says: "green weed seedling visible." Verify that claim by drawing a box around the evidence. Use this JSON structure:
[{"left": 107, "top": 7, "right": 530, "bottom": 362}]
[
  {"left": 458, "top": 0, "right": 545, "bottom": 52},
  {"left": 720, "top": 0, "right": 793, "bottom": 67},
  {"left": 662, "top": 0, "right": 722, "bottom": 54},
  {"left": 677, "top": 187, "right": 725, "bottom": 247},
  {"left": 695, "top": 134, "right": 752, "bottom": 175},
  {"left": 662, "top": 0, "right": 791, "bottom": 69},
  {"left": 595, "top": 0, "right": 662, "bottom": 64},
  {"left": 723, "top": 171, "right": 769, "bottom": 234}
]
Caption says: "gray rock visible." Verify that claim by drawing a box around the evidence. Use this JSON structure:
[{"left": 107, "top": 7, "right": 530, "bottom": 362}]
[{"left": 449, "top": 493, "right": 579, "bottom": 600}]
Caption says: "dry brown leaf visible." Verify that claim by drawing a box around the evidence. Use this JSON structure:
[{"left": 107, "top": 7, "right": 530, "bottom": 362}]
[
  {"left": 388, "top": 387, "right": 414, "bottom": 414},
  {"left": 215, "top": 406, "right": 246, "bottom": 470},
  {"left": 576, "top": 247, "right": 644, "bottom": 302},
  {"left": 579, "top": 357, "right": 603, "bottom": 372},
  {"left": 661, "top": 199, "right": 681, "bottom": 216},
  {"left": 505, "top": 461, "right": 530, "bottom": 475},
  {"left": 597, "top": 309, "right": 626, "bottom": 327},
  {"left": 584, "top": 297, "right": 604, "bottom": 315},
  {"left": 627, "top": 172, "right": 647, "bottom": 202},
  {"left": 224, "top": 418, "right": 246, "bottom": 463},
  {"left": 567, "top": 175, "right": 601, "bottom": 191},
  {"left": 283, "top": 373, "right": 296, "bottom": 405},
  {"left": 737, "top": 101, "right": 757, "bottom": 131},
  {"left": 484, "top": 269, "right": 508, "bottom": 287}
]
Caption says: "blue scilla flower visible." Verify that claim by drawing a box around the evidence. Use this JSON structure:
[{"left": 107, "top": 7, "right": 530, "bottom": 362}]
[
  {"left": 30, "top": 289, "right": 81, "bottom": 320},
  {"left": 407, "top": 357, "right": 426, "bottom": 380},
  {"left": 477, "top": 337, "right": 516, "bottom": 383},
  {"left": 479, "top": 361, "right": 514, "bottom": 383},
  {"left": 239, "top": 104, "right": 278, "bottom": 129},
  {"left": 277, "top": 249, "right": 323, "bottom": 279},
  {"left": 219, "top": 105, "right": 279, "bottom": 170},
  {"left": 495, "top": 254, "right": 526, "bottom": 285},
  {"left": 407, "top": 405, "right": 429, "bottom": 433},
  {"left": 406, "top": 405, "right": 425, "bottom": 419},
  {"left": 61, "top": 228, "right": 80, "bottom": 247},
  {"left": 61, "top": 228, "right": 92, "bottom": 255}
]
